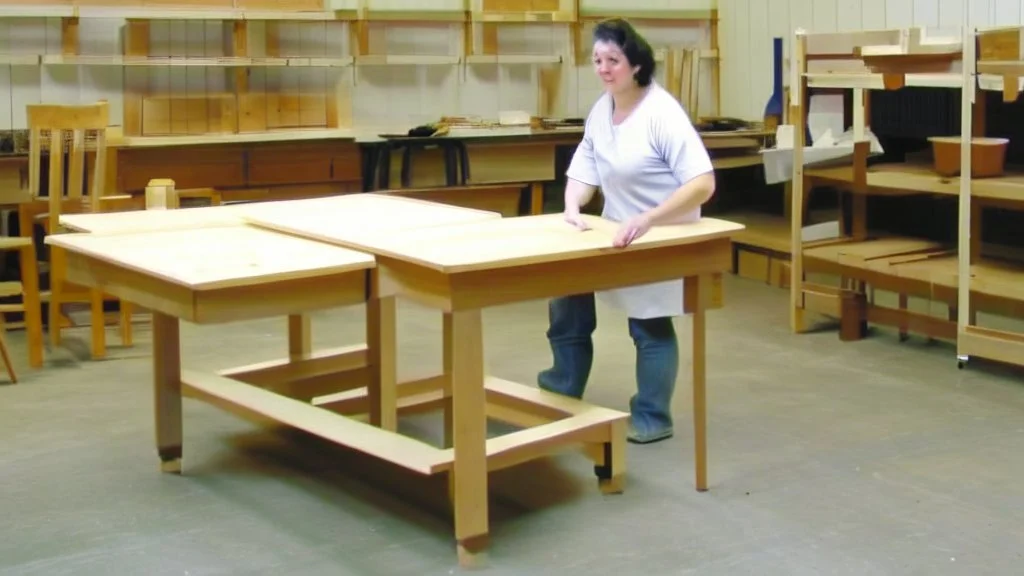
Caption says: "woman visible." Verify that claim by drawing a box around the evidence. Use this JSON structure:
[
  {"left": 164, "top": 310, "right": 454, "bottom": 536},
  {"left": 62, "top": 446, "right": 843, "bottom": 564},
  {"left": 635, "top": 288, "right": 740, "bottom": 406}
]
[{"left": 538, "top": 18, "right": 716, "bottom": 444}]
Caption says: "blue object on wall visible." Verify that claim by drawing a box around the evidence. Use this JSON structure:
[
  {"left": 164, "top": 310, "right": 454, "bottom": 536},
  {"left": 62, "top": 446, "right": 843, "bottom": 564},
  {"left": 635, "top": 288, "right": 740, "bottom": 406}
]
[{"left": 764, "top": 37, "right": 783, "bottom": 120}]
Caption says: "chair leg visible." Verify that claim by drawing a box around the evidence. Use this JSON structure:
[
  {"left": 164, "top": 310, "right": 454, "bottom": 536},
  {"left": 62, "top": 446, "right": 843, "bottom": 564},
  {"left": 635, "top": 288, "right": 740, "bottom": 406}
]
[
  {"left": 0, "top": 320, "right": 17, "bottom": 383},
  {"left": 19, "top": 243, "right": 43, "bottom": 368}
]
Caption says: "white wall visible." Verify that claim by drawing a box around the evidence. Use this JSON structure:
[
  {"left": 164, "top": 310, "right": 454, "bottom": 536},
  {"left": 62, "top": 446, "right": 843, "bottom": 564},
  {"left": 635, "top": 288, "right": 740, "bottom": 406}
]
[{"left": 718, "top": 0, "right": 1023, "bottom": 121}]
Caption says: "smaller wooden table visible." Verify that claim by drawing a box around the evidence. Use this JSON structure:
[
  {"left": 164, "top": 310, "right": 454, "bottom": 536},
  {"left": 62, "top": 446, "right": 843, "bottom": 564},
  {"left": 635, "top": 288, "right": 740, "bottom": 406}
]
[
  {"left": 46, "top": 225, "right": 379, "bottom": 475},
  {"left": 245, "top": 209, "right": 745, "bottom": 564}
]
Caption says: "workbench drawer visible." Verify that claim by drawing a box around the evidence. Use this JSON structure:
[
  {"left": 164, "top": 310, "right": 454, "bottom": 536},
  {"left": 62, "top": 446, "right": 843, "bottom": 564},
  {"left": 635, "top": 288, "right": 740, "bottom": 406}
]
[
  {"left": 331, "top": 147, "right": 362, "bottom": 183},
  {"left": 247, "top": 146, "right": 334, "bottom": 185},
  {"left": 118, "top": 148, "right": 245, "bottom": 192}
]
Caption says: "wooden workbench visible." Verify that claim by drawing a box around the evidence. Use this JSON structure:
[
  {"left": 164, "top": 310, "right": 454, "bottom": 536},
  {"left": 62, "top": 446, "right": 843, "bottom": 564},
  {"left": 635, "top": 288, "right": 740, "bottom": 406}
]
[
  {"left": 100, "top": 125, "right": 766, "bottom": 210},
  {"left": 244, "top": 207, "right": 745, "bottom": 563}
]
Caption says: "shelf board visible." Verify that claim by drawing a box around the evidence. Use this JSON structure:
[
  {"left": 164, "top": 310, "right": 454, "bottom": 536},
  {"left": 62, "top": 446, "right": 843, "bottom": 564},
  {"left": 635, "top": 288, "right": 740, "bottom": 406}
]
[
  {"left": 579, "top": 9, "right": 716, "bottom": 21},
  {"left": 804, "top": 72, "right": 961, "bottom": 89},
  {"left": 359, "top": 10, "right": 467, "bottom": 22},
  {"left": 805, "top": 238, "right": 1024, "bottom": 305},
  {"left": 0, "top": 5, "right": 74, "bottom": 18},
  {"left": 0, "top": 54, "right": 40, "bottom": 65},
  {"left": 242, "top": 10, "right": 339, "bottom": 21},
  {"left": 41, "top": 55, "right": 353, "bottom": 67},
  {"left": 805, "top": 161, "right": 1024, "bottom": 205},
  {"left": 465, "top": 54, "right": 561, "bottom": 64},
  {"left": 355, "top": 54, "right": 460, "bottom": 66},
  {"left": 78, "top": 6, "right": 245, "bottom": 20},
  {"left": 977, "top": 61, "right": 1024, "bottom": 76},
  {"left": 960, "top": 325, "right": 1024, "bottom": 368},
  {"left": 979, "top": 73, "right": 1024, "bottom": 94},
  {"left": 471, "top": 12, "right": 576, "bottom": 23},
  {"left": 0, "top": 6, "right": 342, "bottom": 21}
]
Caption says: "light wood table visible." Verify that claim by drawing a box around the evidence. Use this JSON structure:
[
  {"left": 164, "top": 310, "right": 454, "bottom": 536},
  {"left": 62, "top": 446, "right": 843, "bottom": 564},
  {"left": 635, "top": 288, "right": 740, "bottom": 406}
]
[
  {"left": 45, "top": 224, "right": 380, "bottom": 473},
  {"left": 245, "top": 210, "right": 745, "bottom": 564}
]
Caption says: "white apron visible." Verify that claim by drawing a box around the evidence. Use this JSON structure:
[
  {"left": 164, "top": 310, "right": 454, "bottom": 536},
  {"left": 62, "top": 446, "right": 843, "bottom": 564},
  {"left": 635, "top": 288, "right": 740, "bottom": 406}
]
[
  {"left": 595, "top": 210, "right": 699, "bottom": 320},
  {"left": 565, "top": 81, "right": 714, "bottom": 320}
]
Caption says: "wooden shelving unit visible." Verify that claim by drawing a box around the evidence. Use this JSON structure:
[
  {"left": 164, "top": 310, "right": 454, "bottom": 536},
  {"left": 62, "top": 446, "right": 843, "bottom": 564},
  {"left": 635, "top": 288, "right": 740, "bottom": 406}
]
[
  {"left": 0, "top": 1, "right": 720, "bottom": 135},
  {"left": 788, "top": 25, "right": 969, "bottom": 342},
  {"left": 789, "top": 14, "right": 1024, "bottom": 372}
]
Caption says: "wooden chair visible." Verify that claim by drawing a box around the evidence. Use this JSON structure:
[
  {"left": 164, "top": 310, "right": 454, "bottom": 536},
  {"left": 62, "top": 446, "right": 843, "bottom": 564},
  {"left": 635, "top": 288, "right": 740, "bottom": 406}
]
[
  {"left": 17, "top": 101, "right": 137, "bottom": 360},
  {"left": 0, "top": 233, "right": 43, "bottom": 379}
]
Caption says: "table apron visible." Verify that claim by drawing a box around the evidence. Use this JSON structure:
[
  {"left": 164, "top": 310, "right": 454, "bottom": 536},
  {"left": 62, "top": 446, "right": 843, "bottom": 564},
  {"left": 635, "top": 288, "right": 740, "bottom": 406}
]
[
  {"left": 64, "top": 254, "right": 370, "bottom": 324},
  {"left": 377, "top": 237, "right": 732, "bottom": 311}
]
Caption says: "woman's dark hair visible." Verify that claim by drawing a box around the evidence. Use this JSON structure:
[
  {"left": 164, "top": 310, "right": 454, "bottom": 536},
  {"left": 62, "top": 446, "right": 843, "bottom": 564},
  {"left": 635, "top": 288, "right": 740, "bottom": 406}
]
[{"left": 592, "top": 18, "right": 656, "bottom": 87}]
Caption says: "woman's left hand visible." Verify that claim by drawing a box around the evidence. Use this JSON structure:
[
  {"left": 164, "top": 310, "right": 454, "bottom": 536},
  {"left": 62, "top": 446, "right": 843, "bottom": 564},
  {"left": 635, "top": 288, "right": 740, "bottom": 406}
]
[{"left": 613, "top": 213, "right": 652, "bottom": 247}]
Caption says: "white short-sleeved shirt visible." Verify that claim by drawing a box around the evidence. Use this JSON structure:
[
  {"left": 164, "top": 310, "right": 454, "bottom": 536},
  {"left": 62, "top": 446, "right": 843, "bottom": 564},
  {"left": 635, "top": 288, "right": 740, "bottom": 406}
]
[{"left": 566, "top": 80, "right": 714, "bottom": 319}]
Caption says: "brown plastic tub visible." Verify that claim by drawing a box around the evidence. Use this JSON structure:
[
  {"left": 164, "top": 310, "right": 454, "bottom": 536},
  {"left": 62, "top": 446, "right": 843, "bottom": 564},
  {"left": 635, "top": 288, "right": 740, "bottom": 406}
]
[{"left": 928, "top": 136, "right": 1009, "bottom": 178}]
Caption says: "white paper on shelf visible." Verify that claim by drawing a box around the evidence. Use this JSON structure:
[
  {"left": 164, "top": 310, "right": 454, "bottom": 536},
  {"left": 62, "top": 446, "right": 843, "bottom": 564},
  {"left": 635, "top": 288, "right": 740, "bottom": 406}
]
[{"left": 759, "top": 124, "right": 885, "bottom": 185}]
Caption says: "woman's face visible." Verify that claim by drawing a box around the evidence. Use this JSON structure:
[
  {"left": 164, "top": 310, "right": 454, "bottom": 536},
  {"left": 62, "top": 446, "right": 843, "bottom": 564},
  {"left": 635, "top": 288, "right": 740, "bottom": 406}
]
[{"left": 592, "top": 39, "right": 637, "bottom": 94}]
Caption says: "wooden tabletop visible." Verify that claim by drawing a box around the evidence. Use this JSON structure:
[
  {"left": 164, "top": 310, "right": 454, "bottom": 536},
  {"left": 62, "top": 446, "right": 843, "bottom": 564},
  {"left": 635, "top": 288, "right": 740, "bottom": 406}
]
[
  {"left": 242, "top": 193, "right": 503, "bottom": 246},
  {"left": 46, "top": 226, "right": 375, "bottom": 290},
  {"left": 60, "top": 204, "right": 253, "bottom": 234},
  {"left": 62, "top": 193, "right": 500, "bottom": 236},
  {"left": 251, "top": 211, "right": 745, "bottom": 273}
]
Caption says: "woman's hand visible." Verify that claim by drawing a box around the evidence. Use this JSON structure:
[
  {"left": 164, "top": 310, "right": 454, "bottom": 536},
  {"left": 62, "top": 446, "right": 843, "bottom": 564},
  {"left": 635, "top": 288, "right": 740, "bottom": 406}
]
[
  {"left": 613, "top": 213, "right": 652, "bottom": 247},
  {"left": 564, "top": 210, "right": 591, "bottom": 231}
]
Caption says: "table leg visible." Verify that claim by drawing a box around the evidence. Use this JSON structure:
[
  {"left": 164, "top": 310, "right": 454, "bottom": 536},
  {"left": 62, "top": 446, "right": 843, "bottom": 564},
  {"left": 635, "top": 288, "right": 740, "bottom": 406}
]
[
  {"left": 153, "top": 312, "right": 182, "bottom": 474},
  {"left": 691, "top": 278, "right": 708, "bottom": 492},
  {"left": 529, "top": 183, "right": 543, "bottom": 215},
  {"left": 442, "top": 312, "right": 454, "bottom": 449},
  {"left": 446, "top": 309, "right": 489, "bottom": 566},
  {"left": 366, "top": 281, "right": 397, "bottom": 431},
  {"left": 89, "top": 288, "right": 106, "bottom": 359},
  {"left": 288, "top": 314, "right": 310, "bottom": 360}
]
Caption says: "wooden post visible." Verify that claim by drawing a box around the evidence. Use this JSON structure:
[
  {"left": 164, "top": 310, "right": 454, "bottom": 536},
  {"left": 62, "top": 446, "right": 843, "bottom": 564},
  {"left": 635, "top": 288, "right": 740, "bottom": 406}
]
[
  {"left": 957, "top": 6, "right": 975, "bottom": 359},
  {"left": 145, "top": 178, "right": 179, "bottom": 210},
  {"left": 789, "top": 29, "right": 807, "bottom": 334}
]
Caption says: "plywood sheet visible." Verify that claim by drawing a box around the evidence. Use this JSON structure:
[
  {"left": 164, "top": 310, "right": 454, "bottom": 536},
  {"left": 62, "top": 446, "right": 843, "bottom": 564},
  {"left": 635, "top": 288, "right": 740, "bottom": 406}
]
[
  {"left": 46, "top": 226, "right": 374, "bottom": 290},
  {"left": 252, "top": 211, "right": 745, "bottom": 273},
  {"left": 240, "top": 193, "right": 504, "bottom": 246}
]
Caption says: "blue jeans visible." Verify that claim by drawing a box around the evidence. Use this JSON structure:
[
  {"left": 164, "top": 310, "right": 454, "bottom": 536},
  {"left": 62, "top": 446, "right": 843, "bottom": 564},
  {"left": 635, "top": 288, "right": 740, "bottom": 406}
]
[{"left": 537, "top": 293, "right": 679, "bottom": 441}]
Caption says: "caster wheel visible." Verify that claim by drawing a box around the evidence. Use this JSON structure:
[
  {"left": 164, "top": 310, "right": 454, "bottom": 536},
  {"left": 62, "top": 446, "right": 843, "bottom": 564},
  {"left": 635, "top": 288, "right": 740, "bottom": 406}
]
[{"left": 957, "top": 355, "right": 969, "bottom": 370}]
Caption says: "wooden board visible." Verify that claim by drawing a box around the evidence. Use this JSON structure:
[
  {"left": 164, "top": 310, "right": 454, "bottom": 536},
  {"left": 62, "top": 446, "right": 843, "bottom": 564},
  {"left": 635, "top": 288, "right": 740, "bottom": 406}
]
[
  {"left": 239, "top": 193, "right": 504, "bottom": 245},
  {"left": 249, "top": 211, "right": 745, "bottom": 273},
  {"left": 60, "top": 204, "right": 253, "bottom": 234},
  {"left": 45, "top": 226, "right": 374, "bottom": 290}
]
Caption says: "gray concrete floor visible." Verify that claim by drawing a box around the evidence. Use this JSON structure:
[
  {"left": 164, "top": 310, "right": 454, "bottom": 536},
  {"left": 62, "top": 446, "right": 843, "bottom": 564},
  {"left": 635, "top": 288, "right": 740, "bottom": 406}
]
[{"left": 1, "top": 274, "right": 1023, "bottom": 576}]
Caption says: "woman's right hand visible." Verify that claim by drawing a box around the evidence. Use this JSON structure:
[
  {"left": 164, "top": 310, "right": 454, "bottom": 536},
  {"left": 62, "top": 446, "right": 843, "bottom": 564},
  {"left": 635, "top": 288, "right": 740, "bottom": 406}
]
[{"left": 564, "top": 210, "right": 590, "bottom": 231}]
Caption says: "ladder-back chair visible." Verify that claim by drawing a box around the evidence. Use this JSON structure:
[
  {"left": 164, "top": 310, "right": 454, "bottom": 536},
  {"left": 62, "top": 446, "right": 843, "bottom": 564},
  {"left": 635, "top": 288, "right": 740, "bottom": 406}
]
[{"left": 18, "top": 101, "right": 137, "bottom": 360}]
